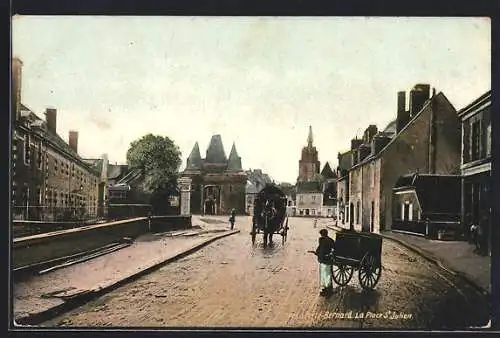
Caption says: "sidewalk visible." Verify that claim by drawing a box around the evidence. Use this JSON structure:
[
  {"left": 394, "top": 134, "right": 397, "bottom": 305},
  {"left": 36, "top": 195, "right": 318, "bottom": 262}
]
[
  {"left": 324, "top": 221, "right": 491, "bottom": 297},
  {"left": 13, "top": 216, "right": 239, "bottom": 325}
]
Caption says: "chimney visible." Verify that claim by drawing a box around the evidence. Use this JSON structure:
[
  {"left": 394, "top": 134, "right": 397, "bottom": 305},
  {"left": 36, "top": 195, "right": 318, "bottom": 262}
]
[
  {"left": 358, "top": 144, "right": 371, "bottom": 163},
  {"left": 409, "top": 84, "right": 431, "bottom": 118},
  {"left": 45, "top": 108, "right": 57, "bottom": 133},
  {"left": 351, "top": 138, "right": 363, "bottom": 151},
  {"left": 363, "top": 125, "right": 378, "bottom": 143},
  {"left": 12, "top": 57, "right": 23, "bottom": 122},
  {"left": 69, "top": 130, "right": 78, "bottom": 153},
  {"left": 396, "top": 91, "right": 410, "bottom": 133},
  {"left": 371, "top": 135, "right": 392, "bottom": 155}
]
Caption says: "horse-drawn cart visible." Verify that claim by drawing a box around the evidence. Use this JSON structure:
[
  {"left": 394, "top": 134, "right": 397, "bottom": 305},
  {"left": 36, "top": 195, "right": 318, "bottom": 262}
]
[
  {"left": 327, "top": 229, "right": 383, "bottom": 290},
  {"left": 251, "top": 184, "right": 289, "bottom": 247}
]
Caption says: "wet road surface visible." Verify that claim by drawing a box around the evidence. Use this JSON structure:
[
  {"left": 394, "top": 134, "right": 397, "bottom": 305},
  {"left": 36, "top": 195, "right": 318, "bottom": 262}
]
[{"left": 42, "top": 217, "right": 489, "bottom": 329}]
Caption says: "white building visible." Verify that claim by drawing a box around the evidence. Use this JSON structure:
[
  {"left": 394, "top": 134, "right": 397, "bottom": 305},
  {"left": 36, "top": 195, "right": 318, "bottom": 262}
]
[{"left": 296, "top": 181, "right": 323, "bottom": 216}]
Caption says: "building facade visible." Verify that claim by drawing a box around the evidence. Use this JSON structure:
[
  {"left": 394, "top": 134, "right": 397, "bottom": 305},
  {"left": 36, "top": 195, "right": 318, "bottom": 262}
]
[
  {"left": 320, "top": 162, "right": 337, "bottom": 218},
  {"left": 392, "top": 173, "right": 461, "bottom": 238},
  {"left": 11, "top": 57, "right": 101, "bottom": 221},
  {"left": 344, "top": 85, "right": 461, "bottom": 233},
  {"left": 245, "top": 169, "right": 273, "bottom": 215},
  {"left": 181, "top": 135, "right": 247, "bottom": 215},
  {"left": 458, "top": 90, "right": 491, "bottom": 256},
  {"left": 12, "top": 106, "right": 101, "bottom": 221}
]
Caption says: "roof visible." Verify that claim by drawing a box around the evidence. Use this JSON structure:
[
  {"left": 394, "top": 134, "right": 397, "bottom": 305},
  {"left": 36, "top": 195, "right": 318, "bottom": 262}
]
[
  {"left": 108, "top": 164, "right": 129, "bottom": 180},
  {"left": 457, "top": 90, "right": 491, "bottom": 118},
  {"left": 246, "top": 169, "right": 273, "bottom": 193},
  {"left": 205, "top": 134, "right": 227, "bottom": 163},
  {"left": 226, "top": 143, "right": 242, "bottom": 171},
  {"left": 17, "top": 104, "right": 98, "bottom": 175},
  {"left": 320, "top": 162, "right": 336, "bottom": 179},
  {"left": 383, "top": 119, "right": 397, "bottom": 134},
  {"left": 296, "top": 180, "right": 322, "bottom": 193},
  {"left": 350, "top": 92, "right": 455, "bottom": 170},
  {"left": 116, "top": 169, "right": 142, "bottom": 185},
  {"left": 82, "top": 158, "right": 104, "bottom": 175},
  {"left": 185, "top": 142, "right": 202, "bottom": 170},
  {"left": 394, "top": 173, "right": 461, "bottom": 214}
]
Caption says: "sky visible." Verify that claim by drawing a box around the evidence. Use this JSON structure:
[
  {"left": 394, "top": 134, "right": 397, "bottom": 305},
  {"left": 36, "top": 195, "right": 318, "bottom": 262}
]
[{"left": 12, "top": 16, "right": 490, "bottom": 183}]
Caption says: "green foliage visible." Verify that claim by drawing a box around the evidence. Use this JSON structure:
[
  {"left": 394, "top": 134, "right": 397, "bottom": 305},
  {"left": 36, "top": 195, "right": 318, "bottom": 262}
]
[{"left": 126, "top": 134, "right": 182, "bottom": 194}]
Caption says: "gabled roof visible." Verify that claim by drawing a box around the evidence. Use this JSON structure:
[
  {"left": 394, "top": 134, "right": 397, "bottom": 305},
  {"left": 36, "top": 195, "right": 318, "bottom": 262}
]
[
  {"left": 17, "top": 104, "right": 98, "bottom": 175},
  {"left": 205, "top": 134, "right": 227, "bottom": 163},
  {"left": 320, "top": 162, "right": 336, "bottom": 179},
  {"left": 115, "top": 168, "right": 143, "bottom": 185},
  {"left": 108, "top": 164, "right": 129, "bottom": 180},
  {"left": 394, "top": 173, "right": 461, "bottom": 214},
  {"left": 350, "top": 92, "right": 455, "bottom": 170},
  {"left": 226, "top": 143, "right": 242, "bottom": 171}
]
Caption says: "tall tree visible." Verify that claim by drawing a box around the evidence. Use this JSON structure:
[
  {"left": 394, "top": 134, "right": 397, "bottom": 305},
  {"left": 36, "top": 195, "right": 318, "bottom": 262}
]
[{"left": 126, "top": 134, "right": 182, "bottom": 194}]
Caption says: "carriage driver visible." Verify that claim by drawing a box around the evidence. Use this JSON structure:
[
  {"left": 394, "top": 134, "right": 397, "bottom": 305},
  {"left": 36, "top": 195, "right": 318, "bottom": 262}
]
[{"left": 312, "top": 229, "right": 336, "bottom": 297}]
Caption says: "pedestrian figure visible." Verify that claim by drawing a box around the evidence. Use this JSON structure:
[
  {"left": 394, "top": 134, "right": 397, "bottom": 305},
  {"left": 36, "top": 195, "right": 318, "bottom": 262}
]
[
  {"left": 313, "top": 218, "right": 318, "bottom": 228},
  {"left": 470, "top": 223, "right": 479, "bottom": 250},
  {"left": 229, "top": 208, "right": 236, "bottom": 230},
  {"left": 309, "top": 229, "right": 335, "bottom": 297}
]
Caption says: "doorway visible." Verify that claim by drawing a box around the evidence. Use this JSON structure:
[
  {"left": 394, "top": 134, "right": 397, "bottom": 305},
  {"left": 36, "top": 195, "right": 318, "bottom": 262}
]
[{"left": 205, "top": 200, "right": 215, "bottom": 215}]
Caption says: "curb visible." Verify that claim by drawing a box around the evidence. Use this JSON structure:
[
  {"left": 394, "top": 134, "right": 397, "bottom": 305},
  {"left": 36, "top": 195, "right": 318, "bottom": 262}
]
[
  {"left": 326, "top": 225, "right": 490, "bottom": 298},
  {"left": 14, "top": 229, "right": 240, "bottom": 326}
]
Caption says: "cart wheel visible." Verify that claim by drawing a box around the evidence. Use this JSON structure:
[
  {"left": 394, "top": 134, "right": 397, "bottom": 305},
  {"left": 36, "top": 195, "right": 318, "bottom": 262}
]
[
  {"left": 358, "top": 253, "right": 382, "bottom": 290},
  {"left": 332, "top": 264, "right": 354, "bottom": 286}
]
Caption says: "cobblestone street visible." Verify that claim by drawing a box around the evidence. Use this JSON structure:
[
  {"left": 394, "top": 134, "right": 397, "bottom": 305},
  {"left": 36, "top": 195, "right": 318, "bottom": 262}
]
[{"left": 41, "top": 216, "right": 489, "bottom": 329}]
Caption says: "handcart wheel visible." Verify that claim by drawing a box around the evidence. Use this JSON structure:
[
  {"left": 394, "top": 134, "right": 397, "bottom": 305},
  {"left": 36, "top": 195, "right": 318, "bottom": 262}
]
[
  {"left": 332, "top": 264, "right": 354, "bottom": 286},
  {"left": 358, "top": 253, "right": 382, "bottom": 290}
]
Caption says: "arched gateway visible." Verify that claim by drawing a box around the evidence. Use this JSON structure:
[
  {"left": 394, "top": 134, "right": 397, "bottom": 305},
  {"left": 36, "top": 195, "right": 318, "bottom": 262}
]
[{"left": 180, "top": 135, "right": 247, "bottom": 215}]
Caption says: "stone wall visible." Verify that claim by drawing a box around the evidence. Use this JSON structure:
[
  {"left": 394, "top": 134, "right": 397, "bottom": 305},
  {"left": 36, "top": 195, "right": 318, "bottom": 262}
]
[{"left": 12, "top": 215, "right": 192, "bottom": 269}]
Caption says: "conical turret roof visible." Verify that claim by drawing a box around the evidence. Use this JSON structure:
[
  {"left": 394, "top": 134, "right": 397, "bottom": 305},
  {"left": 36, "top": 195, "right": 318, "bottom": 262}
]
[
  {"left": 226, "top": 142, "right": 242, "bottom": 171},
  {"left": 186, "top": 142, "right": 202, "bottom": 170},
  {"left": 205, "top": 134, "right": 227, "bottom": 163}
]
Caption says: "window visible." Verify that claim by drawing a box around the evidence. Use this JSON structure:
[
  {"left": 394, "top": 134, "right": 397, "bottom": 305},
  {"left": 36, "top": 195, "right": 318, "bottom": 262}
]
[
  {"left": 311, "top": 209, "right": 316, "bottom": 215},
  {"left": 37, "top": 141, "right": 42, "bottom": 169},
  {"left": 23, "top": 134, "right": 31, "bottom": 165},
  {"left": 486, "top": 123, "right": 491, "bottom": 157},
  {"left": 312, "top": 195, "right": 316, "bottom": 202},
  {"left": 462, "top": 122, "right": 471, "bottom": 163},
  {"left": 299, "top": 195, "right": 303, "bottom": 203},
  {"left": 37, "top": 187, "right": 42, "bottom": 205},
  {"left": 229, "top": 185, "right": 233, "bottom": 193},
  {"left": 54, "top": 159, "right": 58, "bottom": 173},
  {"left": 471, "top": 120, "right": 481, "bottom": 161},
  {"left": 403, "top": 202, "right": 410, "bottom": 221},
  {"left": 356, "top": 201, "right": 360, "bottom": 224}
]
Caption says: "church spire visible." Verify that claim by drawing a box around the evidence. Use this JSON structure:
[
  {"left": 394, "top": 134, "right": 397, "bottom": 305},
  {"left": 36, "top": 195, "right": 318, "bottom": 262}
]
[{"left": 307, "top": 125, "right": 313, "bottom": 147}]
